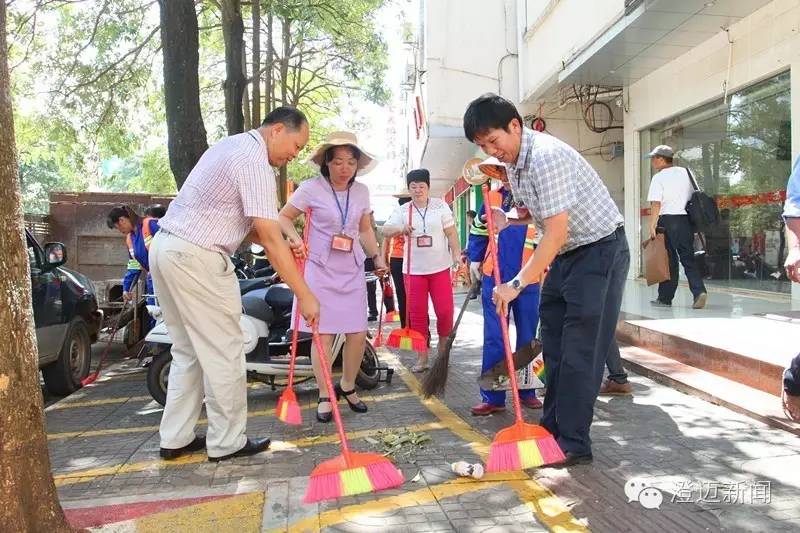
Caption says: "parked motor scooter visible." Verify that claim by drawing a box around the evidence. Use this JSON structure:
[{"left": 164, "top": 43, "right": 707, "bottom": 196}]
[{"left": 140, "top": 273, "right": 393, "bottom": 406}]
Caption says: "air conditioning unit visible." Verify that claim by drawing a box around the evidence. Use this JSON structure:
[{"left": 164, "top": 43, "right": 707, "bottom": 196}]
[{"left": 401, "top": 64, "right": 416, "bottom": 89}]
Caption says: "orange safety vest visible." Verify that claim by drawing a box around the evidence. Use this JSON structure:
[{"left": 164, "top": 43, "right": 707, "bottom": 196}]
[
  {"left": 481, "top": 191, "right": 536, "bottom": 276},
  {"left": 126, "top": 217, "right": 156, "bottom": 264}
]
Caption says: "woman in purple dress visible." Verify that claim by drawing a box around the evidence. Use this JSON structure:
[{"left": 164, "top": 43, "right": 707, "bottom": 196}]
[{"left": 278, "top": 131, "right": 386, "bottom": 423}]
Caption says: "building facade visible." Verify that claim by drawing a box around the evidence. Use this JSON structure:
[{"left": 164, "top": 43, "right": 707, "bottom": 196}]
[{"left": 406, "top": 0, "right": 797, "bottom": 298}]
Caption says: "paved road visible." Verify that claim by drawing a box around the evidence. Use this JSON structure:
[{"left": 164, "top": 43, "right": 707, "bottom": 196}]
[{"left": 44, "top": 293, "right": 800, "bottom": 532}]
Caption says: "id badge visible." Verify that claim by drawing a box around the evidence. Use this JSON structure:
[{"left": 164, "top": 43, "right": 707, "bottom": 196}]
[
  {"left": 331, "top": 233, "right": 354, "bottom": 252},
  {"left": 416, "top": 235, "right": 433, "bottom": 248}
]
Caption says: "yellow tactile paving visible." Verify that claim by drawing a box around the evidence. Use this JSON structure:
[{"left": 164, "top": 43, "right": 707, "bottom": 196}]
[{"left": 134, "top": 492, "right": 264, "bottom": 533}]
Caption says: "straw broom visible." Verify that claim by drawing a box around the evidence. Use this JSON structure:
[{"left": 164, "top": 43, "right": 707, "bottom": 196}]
[
  {"left": 421, "top": 276, "right": 481, "bottom": 398},
  {"left": 303, "top": 326, "right": 405, "bottom": 502},
  {"left": 478, "top": 183, "right": 565, "bottom": 472},
  {"left": 276, "top": 208, "right": 313, "bottom": 425}
]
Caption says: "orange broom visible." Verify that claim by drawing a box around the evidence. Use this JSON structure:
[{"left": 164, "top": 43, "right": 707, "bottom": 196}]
[
  {"left": 304, "top": 326, "right": 405, "bottom": 503},
  {"left": 386, "top": 203, "right": 427, "bottom": 352},
  {"left": 277, "top": 208, "right": 313, "bottom": 425},
  {"left": 479, "top": 182, "right": 565, "bottom": 472},
  {"left": 382, "top": 276, "right": 400, "bottom": 322}
]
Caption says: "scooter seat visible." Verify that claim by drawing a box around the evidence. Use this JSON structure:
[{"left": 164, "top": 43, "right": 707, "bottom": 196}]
[
  {"left": 239, "top": 277, "right": 268, "bottom": 295},
  {"left": 241, "top": 288, "right": 274, "bottom": 324},
  {"left": 265, "top": 283, "right": 293, "bottom": 312}
]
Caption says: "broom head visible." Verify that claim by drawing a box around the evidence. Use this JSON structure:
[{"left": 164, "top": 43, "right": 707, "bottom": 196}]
[
  {"left": 486, "top": 421, "right": 565, "bottom": 472},
  {"left": 532, "top": 356, "right": 546, "bottom": 383},
  {"left": 421, "top": 335, "right": 455, "bottom": 398},
  {"left": 386, "top": 327, "right": 427, "bottom": 353},
  {"left": 303, "top": 451, "right": 404, "bottom": 503},
  {"left": 277, "top": 387, "right": 302, "bottom": 425}
]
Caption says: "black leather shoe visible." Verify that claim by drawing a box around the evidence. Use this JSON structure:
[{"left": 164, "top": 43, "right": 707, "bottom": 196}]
[
  {"left": 160, "top": 435, "right": 206, "bottom": 460},
  {"left": 316, "top": 397, "right": 333, "bottom": 423},
  {"left": 335, "top": 383, "right": 368, "bottom": 413},
  {"left": 549, "top": 452, "right": 593, "bottom": 468},
  {"left": 650, "top": 299, "right": 671, "bottom": 307},
  {"left": 208, "top": 437, "right": 271, "bottom": 462}
]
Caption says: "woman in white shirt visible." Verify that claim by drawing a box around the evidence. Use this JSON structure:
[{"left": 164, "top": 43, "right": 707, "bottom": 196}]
[{"left": 383, "top": 169, "right": 461, "bottom": 371}]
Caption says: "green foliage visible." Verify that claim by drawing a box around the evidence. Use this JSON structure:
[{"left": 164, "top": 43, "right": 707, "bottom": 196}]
[{"left": 7, "top": 0, "right": 389, "bottom": 205}]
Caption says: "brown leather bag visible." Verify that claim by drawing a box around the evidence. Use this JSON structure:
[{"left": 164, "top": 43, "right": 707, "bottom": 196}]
[{"left": 642, "top": 234, "right": 670, "bottom": 286}]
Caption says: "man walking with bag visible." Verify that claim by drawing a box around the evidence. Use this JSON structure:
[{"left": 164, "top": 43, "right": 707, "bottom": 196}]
[{"left": 646, "top": 145, "right": 707, "bottom": 309}]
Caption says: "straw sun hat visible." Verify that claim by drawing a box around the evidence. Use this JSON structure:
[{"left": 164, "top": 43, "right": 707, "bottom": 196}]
[
  {"left": 306, "top": 131, "right": 379, "bottom": 175},
  {"left": 477, "top": 157, "right": 507, "bottom": 181}
]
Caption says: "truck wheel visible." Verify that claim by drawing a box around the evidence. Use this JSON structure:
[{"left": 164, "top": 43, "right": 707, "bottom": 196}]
[
  {"left": 355, "top": 342, "right": 380, "bottom": 390},
  {"left": 42, "top": 318, "right": 91, "bottom": 396},
  {"left": 147, "top": 351, "right": 172, "bottom": 406}
]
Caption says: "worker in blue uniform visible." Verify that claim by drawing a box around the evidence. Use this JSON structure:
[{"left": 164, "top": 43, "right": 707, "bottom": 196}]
[{"left": 466, "top": 158, "right": 542, "bottom": 416}]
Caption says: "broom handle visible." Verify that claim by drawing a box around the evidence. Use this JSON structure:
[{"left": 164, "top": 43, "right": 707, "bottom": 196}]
[
  {"left": 287, "top": 208, "right": 313, "bottom": 388},
  {"left": 376, "top": 275, "right": 386, "bottom": 331},
  {"left": 403, "top": 204, "right": 413, "bottom": 328},
  {"left": 481, "top": 184, "right": 524, "bottom": 423},
  {"left": 312, "top": 327, "right": 352, "bottom": 456}
]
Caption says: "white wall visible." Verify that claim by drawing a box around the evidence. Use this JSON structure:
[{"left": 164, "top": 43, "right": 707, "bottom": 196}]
[
  {"left": 622, "top": 0, "right": 800, "bottom": 286},
  {"left": 423, "top": 0, "right": 519, "bottom": 127},
  {"left": 520, "top": 102, "right": 625, "bottom": 210},
  {"left": 405, "top": 0, "right": 520, "bottom": 190},
  {"left": 517, "top": 0, "right": 625, "bottom": 102}
]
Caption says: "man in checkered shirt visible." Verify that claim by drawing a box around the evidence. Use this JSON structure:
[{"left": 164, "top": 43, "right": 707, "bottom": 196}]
[{"left": 463, "top": 94, "right": 630, "bottom": 467}]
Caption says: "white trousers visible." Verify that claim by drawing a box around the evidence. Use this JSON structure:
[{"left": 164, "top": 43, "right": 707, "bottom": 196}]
[{"left": 149, "top": 231, "right": 248, "bottom": 457}]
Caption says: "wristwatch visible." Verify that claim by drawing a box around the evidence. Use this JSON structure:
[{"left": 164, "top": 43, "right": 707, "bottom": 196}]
[{"left": 510, "top": 277, "right": 526, "bottom": 292}]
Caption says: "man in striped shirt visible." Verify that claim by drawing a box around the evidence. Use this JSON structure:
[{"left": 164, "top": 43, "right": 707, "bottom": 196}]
[{"left": 150, "top": 107, "right": 320, "bottom": 462}]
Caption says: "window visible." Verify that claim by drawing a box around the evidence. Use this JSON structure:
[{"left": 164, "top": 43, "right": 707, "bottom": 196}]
[{"left": 640, "top": 71, "right": 791, "bottom": 293}]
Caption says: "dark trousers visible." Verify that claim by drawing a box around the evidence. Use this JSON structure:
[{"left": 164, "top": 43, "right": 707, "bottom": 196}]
[
  {"left": 365, "top": 257, "right": 378, "bottom": 317},
  {"left": 605, "top": 341, "right": 628, "bottom": 384},
  {"left": 540, "top": 227, "right": 629, "bottom": 456},
  {"left": 657, "top": 215, "right": 706, "bottom": 303},
  {"left": 390, "top": 257, "right": 406, "bottom": 328}
]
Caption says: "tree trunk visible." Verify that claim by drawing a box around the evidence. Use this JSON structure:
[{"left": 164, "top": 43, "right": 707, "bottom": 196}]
[
  {"left": 0, "top": 5, "right": 74, "bottom": 532},
  {"left": 242, "top": 46, "right": 252, "bottom": 130},
  {"left": 221, "top": 0, "right": 246, "bottom": 135},
  {"left": 278, "top": 166, "right": 288, "bottom": 206},
  {"left": 280, "top": 16, "right": 290, "bottom": 105},
  {"left": 251, "top": 0, "right": 261, "bottom": 125},
  {"left": 265, "top": 7, "right": 274, "bottom": 116},
  {"left": 158, "top": 0, "right": 209, "bottom": 189}
]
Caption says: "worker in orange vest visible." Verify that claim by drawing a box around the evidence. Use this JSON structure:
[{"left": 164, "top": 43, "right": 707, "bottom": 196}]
[
  {"left": 466, "top": 159, "right": 542, "bottom": 416},
  {"left": 107, "top": 205, "right": 161, "bottom": 327}
]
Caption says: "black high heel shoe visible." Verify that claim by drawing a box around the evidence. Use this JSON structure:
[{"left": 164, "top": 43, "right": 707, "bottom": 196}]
[
  {"left": 316, "top": 397, "right": 332, "bottom": 423},
  {"left": 334, "top": 384, "right": 368, "bottom": 413}
]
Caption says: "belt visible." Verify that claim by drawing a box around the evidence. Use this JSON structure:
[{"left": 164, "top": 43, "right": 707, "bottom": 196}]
[{"left": 561, "top": 226, "right": 624, "bottom": 258}]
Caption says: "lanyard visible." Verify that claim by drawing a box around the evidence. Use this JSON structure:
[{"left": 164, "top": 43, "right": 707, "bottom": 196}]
[
  {"left": 327, "top": 179, "right": 351, "bottom": 232},
  {"left": 412, "top": 201, "right": 429, "bottom": 233}
]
